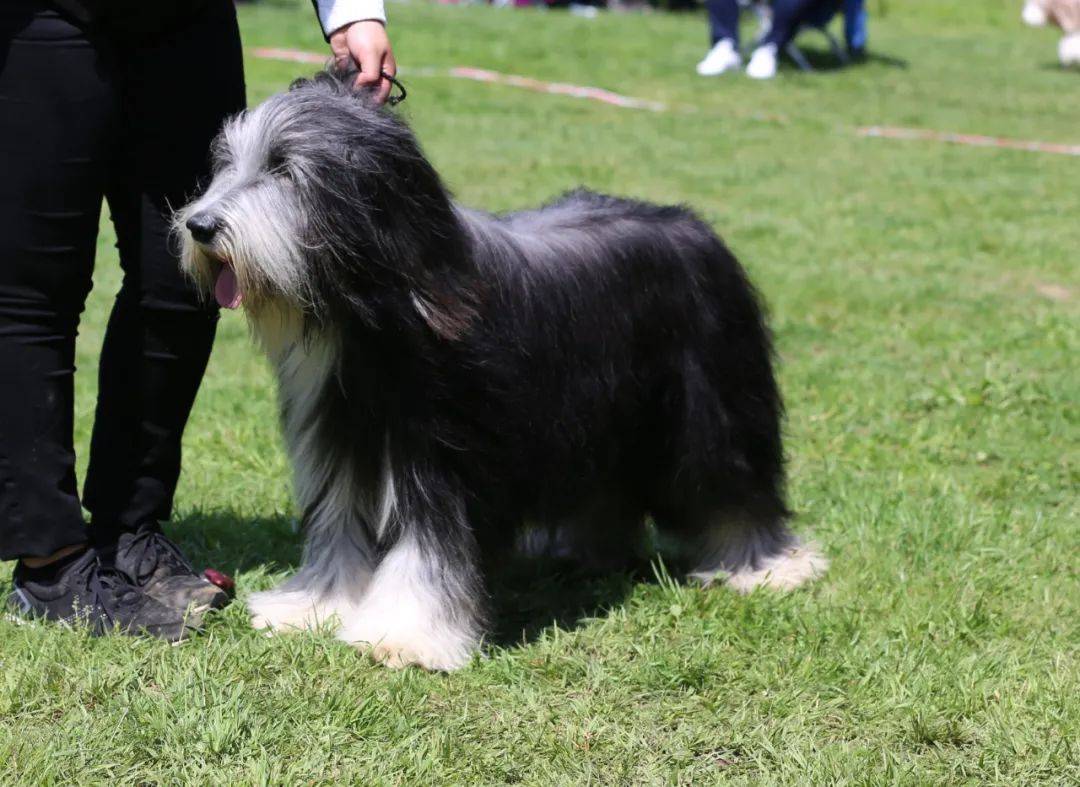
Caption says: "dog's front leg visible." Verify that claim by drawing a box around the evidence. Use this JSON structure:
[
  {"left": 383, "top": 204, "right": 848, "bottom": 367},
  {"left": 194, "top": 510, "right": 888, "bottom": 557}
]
[
  {"left": 248, "top": 457, "right": 380, "bottom": 633},
  {"left": 337, "top": 467, "right": 485, "bottom": 671},
  {"left": 247, "top": 506, "right": 377, "bottom": 634}
]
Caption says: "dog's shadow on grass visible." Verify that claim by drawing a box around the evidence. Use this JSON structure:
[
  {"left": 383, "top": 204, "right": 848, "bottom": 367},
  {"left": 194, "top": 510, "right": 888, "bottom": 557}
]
[
  {"left": 166, "top": 511, "right": 647, "bottom": 648},
  {"left": 485, "top": 558, "right": 650, "bottom": 648}
]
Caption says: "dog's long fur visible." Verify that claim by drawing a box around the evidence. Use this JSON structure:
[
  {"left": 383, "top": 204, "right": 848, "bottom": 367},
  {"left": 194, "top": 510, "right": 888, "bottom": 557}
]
[{"left": 176, "top": 68, "right": 826, "bottom": 670}]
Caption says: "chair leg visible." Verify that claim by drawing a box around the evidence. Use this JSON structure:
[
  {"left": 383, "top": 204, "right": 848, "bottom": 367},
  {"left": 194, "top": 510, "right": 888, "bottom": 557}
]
[
  {"left": 785, "top": 41, "right": 813, "bottom": 72},
  {"left": 822, "top": 27, "right": 850, "bottom": 65}
]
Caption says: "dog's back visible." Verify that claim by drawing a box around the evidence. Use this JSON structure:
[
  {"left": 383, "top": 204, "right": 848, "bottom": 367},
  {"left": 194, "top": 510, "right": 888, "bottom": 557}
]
[{"left": 447, "top": 190, "right": 784, "bottom": 531}]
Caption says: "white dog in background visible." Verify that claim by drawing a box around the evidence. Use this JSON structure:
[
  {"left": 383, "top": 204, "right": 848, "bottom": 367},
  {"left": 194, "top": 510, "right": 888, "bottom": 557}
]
[{"left": 1023, "top": 0, "right": 1080, "bottom": 66}]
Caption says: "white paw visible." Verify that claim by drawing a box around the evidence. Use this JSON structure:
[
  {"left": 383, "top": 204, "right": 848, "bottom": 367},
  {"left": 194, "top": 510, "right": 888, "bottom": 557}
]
[
  {"left": 247, "top": 588, "right": 329, "bottom": 633},
  {"left": 692, "top": 541, "right": 829, "bottom": 593},
  {"left": 339, "top": 620, "right": 478, "bottom": 671}
]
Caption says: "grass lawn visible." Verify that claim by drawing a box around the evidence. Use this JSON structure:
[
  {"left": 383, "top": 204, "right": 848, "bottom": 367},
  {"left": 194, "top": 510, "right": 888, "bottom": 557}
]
[{"left": 2, "top": 0, "right": 1078, "bottom": 782}]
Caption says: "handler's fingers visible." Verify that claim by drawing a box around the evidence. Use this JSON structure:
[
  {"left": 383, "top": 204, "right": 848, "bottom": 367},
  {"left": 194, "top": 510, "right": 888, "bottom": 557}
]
[
  {"left": 352, "top": 44, "right": 382, "bottom": 87},
  {"left": 373, "top": 55, "right": 395, "bottom": 104}
]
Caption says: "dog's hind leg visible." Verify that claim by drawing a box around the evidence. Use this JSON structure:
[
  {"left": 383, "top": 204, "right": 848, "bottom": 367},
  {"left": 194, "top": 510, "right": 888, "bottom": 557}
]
[
  {"left": 655, "top": 502, "right": 827, "bottom": 592},
  {"left": 652, "top": 336, "right": 826, "bottom": 591},
  {"left": 337, "top": 469, "right": 485, "bottom": 671}
]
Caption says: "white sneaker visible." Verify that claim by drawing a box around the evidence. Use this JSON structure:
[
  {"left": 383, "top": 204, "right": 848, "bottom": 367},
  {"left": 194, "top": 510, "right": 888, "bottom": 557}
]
[
  {"left": 746, "top": 44, "right": 778, "bottom": 80},
  {"left": 696, "top": 39, "right": 742, "bottom": 76}
]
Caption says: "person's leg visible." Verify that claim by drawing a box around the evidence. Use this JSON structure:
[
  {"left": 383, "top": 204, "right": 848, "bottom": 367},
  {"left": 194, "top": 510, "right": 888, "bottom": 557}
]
[
  {"left": 760, "top": 0, "right": 821, "bottom": 49},
  {"left": 0, "top": 5, "right": 192, "bottom": 638},
  {"left": 698, "top": 0, "right": 743, "bottom": 75},
  {"left": 83, "top": 0, "right": 245, "bottom": 542},
  {"left": 747, "top": 0, "right": 823, "bottom": 78},
  {"left": 80, "top": 0, "right": 245, "bottom": 613},
  {"left": 843, "top": 0, "right": 867, "bottom": 55},
  {"left": 705, "top": 0, "right": 740, "bottom": 47},
  {"left": 0, "top": 5, "right": 113, "bottom": 562}
]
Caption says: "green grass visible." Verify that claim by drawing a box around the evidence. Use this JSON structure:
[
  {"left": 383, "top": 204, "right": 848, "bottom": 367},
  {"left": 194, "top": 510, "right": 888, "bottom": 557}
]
[{"left": 2, "top": 0, "right": 1078, "bottom": 782}]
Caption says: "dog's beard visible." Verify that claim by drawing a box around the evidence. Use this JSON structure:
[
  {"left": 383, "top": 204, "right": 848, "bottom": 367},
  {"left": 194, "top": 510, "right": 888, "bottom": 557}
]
[{"left": 175, "top": 182, "right": 310, "bottom": 312}]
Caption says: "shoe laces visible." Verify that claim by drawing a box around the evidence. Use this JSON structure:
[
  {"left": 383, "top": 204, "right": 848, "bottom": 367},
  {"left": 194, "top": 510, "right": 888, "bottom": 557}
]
[
  {"left": 71, "top": 553, "right": 143, "bottom": 628},
  {"left": 125, "top": 527, "right": 195, "bottom": 585}
]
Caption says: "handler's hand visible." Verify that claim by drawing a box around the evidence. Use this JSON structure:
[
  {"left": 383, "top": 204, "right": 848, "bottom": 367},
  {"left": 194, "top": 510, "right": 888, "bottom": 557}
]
[{"left": 329, "top": 20, "right": 396, "bottom": 104}]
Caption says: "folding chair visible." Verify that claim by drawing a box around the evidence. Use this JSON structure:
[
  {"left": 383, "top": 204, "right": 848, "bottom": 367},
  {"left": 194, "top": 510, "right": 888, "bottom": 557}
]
[{"left": 785, "top": 0, "right": 849, "bottom": 72}]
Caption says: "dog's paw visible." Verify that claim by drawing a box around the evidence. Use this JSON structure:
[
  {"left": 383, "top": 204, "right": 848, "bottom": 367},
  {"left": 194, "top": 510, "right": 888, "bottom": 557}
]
[
  {"left": 339, "top": 623, "right": 477, "bottom": 671},
  {"left": 247, "top": 589, "right": 326, "bottom": 633},
  {"left": 692, "top": 541, "right": 829, "bottom": 593}
]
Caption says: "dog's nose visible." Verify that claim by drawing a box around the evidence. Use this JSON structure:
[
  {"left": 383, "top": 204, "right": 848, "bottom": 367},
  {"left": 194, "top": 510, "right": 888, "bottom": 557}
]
[{"left": 186, "top": 212, "right": 221, "bottom": 244}]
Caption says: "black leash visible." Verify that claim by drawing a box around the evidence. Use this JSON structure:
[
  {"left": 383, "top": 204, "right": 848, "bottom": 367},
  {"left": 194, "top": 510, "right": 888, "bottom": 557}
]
[{"left": 382, "top": 70, "right": 407, "bottom": 106}]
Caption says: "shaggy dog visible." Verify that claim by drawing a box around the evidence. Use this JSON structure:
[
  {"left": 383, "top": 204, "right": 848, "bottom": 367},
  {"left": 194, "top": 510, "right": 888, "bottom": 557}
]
[
  {"left": 1023, "top": 0, "right": 1080, "bottom": 66},
  {"left": 175, "top": 68, "right": 826, "bottom": 670}
]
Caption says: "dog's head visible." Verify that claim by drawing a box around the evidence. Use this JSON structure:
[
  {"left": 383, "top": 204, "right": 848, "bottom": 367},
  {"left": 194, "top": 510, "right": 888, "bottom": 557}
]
[{"left": 175, "top": 67, "right": 473, "bottom": 334}]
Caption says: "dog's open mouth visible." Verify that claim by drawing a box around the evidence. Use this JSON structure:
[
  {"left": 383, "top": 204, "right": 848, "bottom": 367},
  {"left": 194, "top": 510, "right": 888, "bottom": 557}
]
[{"left": 213, "top": 259, "right": 243, "bottom": 310}]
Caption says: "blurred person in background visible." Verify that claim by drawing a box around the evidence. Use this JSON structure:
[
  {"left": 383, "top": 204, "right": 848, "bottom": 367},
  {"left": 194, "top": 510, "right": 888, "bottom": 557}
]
[
  {"left": 698, "top": 0, "right": 867, "bottom": 78},
  {"left": 745, "top": 0, "right": 867, "bottom": 78},
  {"left": 697, "top": 0, "right": 749, "bottom": 74},
  {"left": 0, "top": 0, "right": 393, "bottom": 639}
]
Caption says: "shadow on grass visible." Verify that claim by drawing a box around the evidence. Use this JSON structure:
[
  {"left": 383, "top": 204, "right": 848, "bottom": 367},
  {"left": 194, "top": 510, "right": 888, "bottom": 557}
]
[
  {"left": 486, "top": 556, "right": 652, "bottom": 648},
  {"left": 166, "top": 510, "right": 302, "bottom": 578},
  {"left": 1039, "top": 61, "right": 1080, "bottom": 72},
  {"left": 783, "top": 45, "right": 909, "bottom": 73},
  {"left": 164, "top": 510, "right": 649, "bottom": 647}
]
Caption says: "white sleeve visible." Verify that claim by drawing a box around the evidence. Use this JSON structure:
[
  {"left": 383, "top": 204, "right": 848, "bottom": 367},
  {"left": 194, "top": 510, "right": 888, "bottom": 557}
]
[{"left": 315, "top": 0, "right": 387, "bottom": 35}]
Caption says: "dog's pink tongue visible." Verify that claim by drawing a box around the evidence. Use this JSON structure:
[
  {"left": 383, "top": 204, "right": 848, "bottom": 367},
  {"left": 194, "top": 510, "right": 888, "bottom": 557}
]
[{"left": 215, "top": 266, "right": 242, "bottom": 309}]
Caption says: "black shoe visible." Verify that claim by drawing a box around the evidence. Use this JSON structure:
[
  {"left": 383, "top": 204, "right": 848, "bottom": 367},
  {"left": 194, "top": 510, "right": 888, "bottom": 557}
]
[
  {"left": 8, "top": 548, "right": 190, "bottom": 641},
  {"left": 111, "top": 523, "right": 229, "bottom": 618}
]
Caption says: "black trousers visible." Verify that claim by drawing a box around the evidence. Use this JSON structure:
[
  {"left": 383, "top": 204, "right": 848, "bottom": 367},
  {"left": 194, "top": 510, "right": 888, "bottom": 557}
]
[
  {"left": 0, "top": 1, "right": 245, "bottom": 560},
  {"left": 705, "top": 0, "right": 740, "bottom": 47}
]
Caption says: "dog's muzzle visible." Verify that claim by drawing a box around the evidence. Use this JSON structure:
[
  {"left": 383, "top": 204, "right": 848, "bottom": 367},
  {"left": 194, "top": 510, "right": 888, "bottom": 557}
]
[{"left": 184, "top": 212, "right": 242, "bottom": 309}]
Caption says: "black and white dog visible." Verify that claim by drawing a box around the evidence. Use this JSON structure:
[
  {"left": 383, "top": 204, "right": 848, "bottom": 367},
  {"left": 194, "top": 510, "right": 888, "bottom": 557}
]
[{"left": 176, "top": 68, "right": 826, "bottom": 670}]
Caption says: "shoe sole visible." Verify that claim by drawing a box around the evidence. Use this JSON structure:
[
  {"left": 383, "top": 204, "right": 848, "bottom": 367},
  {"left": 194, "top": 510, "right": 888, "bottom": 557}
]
[{"left": 4, "top": 610, "right": 191, "bottom": 645}]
